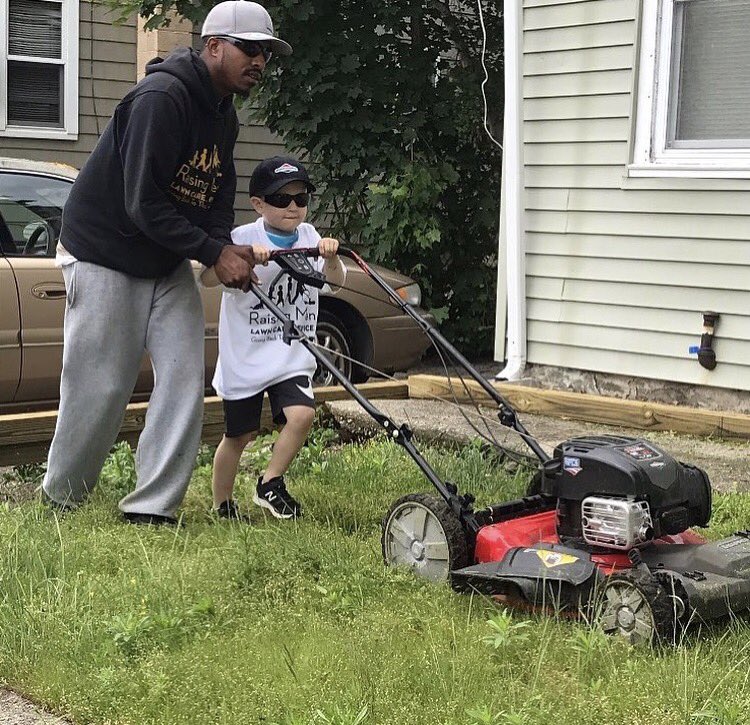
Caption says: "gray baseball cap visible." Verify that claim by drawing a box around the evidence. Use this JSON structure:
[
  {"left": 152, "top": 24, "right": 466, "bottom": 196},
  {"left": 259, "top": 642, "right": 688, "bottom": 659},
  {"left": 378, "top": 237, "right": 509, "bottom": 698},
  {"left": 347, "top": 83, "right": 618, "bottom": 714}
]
[{"left": 201, "top": 1, "right": 293, "bottom": 56}]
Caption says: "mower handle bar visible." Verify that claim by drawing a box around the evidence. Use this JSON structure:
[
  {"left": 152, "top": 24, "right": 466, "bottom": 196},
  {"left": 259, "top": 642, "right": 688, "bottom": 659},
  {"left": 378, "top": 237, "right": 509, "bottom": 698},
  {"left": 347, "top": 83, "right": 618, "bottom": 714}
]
[
  {"left": 268, "top": 247, "right": 320, "bottom": 260},
  {"left": 264, "top": 245, "right": 548, "bottom": 463}
]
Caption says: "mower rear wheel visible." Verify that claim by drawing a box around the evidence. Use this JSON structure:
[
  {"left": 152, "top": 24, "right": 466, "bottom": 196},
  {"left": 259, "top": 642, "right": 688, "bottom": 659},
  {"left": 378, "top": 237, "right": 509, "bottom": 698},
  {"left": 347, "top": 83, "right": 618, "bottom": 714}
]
[
  {"left": 381, "top": 493, "right": 469, "bottom": 583},
  {"left": 597, "top": 572, "right": 677, "bottom": 646}
]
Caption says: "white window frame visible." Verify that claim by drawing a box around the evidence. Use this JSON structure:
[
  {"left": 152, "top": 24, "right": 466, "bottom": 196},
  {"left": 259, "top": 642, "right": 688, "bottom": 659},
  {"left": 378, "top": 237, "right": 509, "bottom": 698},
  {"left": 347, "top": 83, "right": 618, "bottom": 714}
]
[
  {"left": 0, "top": 0, "right": 79, "bottom": 140},
  {"left": 630, "top": 0, "right": 750, "bottom": 179}
]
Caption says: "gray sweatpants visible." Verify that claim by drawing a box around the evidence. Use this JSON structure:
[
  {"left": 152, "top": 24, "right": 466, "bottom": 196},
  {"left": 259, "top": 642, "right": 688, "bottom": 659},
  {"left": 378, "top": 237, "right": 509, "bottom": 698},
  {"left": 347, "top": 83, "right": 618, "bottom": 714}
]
[{"left": 42, "top": 260, "right": 204, "bottom": 518}]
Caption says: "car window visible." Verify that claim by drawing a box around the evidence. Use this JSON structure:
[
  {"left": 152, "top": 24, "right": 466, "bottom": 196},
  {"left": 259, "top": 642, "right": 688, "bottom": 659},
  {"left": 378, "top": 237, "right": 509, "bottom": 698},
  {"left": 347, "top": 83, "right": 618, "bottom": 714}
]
[{"left": 0, "top": 172, "right": 72, "bottom": 257}]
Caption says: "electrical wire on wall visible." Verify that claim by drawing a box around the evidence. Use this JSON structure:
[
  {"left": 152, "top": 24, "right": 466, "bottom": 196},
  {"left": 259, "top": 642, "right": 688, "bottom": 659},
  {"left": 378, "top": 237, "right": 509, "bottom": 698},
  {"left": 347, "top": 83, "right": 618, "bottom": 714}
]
[
  {"left": 477, "top": 0, "right": 503, "bottom": 150},
  {"left": 89, "top": 1, "right": 102, "bottom": 137}
]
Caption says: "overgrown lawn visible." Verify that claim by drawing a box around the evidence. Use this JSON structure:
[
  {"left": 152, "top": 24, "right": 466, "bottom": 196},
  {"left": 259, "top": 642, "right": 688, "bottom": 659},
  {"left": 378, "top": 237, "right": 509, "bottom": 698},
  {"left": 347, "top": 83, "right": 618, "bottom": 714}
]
[{"left": 1, "top": 429, "right": 750, "bottom": 724}]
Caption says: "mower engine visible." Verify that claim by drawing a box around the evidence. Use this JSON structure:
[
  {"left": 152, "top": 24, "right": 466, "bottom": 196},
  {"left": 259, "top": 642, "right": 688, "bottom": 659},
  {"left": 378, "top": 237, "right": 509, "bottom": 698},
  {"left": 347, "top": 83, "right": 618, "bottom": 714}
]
[
  {"left": 543, "top": 435, "right": 711, "bottom": 548},
  {"left": 580, "top": 496, "right": 653, "bottom": 550}
]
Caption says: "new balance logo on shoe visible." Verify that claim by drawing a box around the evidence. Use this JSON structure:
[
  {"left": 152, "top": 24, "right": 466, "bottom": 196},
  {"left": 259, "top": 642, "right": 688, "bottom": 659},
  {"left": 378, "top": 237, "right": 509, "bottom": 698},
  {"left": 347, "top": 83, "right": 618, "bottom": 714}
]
[{"left": 253, "top": 475, "right": 302, "bottom": 520}]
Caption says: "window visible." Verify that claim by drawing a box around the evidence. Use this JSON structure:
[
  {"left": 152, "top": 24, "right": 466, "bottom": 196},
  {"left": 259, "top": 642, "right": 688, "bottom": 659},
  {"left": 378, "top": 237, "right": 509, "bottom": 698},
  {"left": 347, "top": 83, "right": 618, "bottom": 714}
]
[
  {"left": 0, "top": 172, "right": 72, "bottom": 256},
  {"left": 631, "top": 0, "right": 750, "bottom": 177},
  {"left": 0, "top": 0, "right": 79, "bottom": 139}
]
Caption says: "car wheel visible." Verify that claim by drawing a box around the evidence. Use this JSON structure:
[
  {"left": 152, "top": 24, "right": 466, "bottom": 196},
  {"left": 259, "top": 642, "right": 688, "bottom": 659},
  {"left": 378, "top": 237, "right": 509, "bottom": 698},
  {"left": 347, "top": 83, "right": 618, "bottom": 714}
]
[{"left": 314, "top": 310, "right": 353, "bottom": 386}]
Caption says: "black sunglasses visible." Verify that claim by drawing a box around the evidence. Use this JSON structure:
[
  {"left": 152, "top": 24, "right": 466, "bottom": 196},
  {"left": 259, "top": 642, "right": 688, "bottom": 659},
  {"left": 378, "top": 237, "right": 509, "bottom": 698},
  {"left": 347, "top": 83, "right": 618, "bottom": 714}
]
[
  {"left": 219, "top": 36, "right": 272, "bottom": 62},
  {"left": 264, "top": 192, "right": 310, "bottom": 208}
]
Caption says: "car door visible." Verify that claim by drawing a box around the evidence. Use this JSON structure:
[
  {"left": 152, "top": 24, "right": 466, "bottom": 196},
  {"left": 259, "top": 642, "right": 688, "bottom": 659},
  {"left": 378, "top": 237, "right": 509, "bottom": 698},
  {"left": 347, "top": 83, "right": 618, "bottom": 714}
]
[
  {"left": 0, "top": 254, "right": 21, "bottom": 404},
  {"left": 0, "top": 171, "right": 73, "bottom": 403},
  {"left": 0, "top": 170, "right": 161, "bottom": 404},
  {"left": 0, "top": 169, "right": 219, "bottom": 407}
]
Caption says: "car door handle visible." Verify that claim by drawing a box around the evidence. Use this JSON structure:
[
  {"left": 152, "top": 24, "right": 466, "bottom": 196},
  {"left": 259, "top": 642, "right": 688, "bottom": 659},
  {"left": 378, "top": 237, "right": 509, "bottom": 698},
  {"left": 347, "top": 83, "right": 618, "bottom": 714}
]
[{"left": 32, "top": 284, "right": 66, "bottom": 300}]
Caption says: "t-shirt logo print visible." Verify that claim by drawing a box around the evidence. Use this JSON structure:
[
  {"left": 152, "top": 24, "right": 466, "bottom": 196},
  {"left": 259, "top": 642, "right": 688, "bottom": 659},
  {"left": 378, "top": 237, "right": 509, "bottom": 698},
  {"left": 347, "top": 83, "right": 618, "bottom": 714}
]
[
  {"left": 169, "top": 145, "right": 223, "bottom": 210},
  {"left": 248, "top": 274, "right": 315, "bottom": 343}
]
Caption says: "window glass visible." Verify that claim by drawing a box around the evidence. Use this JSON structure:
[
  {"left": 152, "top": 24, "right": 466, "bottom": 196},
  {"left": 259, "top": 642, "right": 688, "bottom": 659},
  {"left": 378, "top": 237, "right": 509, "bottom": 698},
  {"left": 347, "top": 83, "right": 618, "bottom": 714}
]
[
  {"left": 671, "top": 0, "right": 750, "bottom": 146},
  {"left": 0, "top": 172, "right": 72, "bottom": 256},
  {"left": 3, "top": 0, "right": 68, "bottom": 133},
  {"left": 9, "top": 0, "right": 62, "bottom": 58},
  {"left": 7, "top": 61, "right": 62, "bottom": 126}
]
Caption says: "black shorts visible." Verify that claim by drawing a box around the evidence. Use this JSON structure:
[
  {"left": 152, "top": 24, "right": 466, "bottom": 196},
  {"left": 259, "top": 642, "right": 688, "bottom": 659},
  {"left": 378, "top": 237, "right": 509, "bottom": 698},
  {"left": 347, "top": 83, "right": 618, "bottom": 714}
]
[{"left": 223, "top": 375, "right": 315, "bottom": 438}]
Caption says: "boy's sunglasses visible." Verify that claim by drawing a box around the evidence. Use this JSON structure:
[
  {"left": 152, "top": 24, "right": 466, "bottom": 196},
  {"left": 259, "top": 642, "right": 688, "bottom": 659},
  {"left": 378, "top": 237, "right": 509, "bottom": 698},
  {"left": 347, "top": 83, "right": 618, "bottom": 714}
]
[
  {"left": 219, "top": 36, "right": 272, "bottom": 62},
  {"left": 264, "top": 192, "right": 310, "bottom": 208}
]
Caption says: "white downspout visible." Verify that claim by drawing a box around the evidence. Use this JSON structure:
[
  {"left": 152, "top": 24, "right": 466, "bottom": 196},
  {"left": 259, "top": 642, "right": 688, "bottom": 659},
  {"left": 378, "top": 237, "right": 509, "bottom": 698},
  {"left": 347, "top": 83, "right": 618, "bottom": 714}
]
[{"left": 495, "top": 0, "right": 526, "bottom": 381}]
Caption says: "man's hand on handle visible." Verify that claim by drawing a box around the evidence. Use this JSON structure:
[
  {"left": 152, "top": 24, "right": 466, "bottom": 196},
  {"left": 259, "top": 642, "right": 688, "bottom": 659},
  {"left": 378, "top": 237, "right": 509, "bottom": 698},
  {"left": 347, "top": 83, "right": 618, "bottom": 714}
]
[{"left": 214, "top": 245, "right": 266, "bottom": 290}]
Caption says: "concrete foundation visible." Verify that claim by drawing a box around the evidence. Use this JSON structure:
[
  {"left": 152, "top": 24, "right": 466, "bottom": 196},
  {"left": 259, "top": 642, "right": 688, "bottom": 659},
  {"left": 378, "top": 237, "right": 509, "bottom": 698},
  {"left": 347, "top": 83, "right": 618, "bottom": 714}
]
[{"left": 514, "top": 364, "right": 750, "bottom": 415}]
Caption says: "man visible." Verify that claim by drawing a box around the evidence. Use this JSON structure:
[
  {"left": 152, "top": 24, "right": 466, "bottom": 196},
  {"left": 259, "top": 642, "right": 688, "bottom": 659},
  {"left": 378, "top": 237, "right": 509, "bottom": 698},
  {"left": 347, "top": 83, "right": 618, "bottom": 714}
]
[{"left": 42, "top": 1, "right": 293, "bottom": 526}]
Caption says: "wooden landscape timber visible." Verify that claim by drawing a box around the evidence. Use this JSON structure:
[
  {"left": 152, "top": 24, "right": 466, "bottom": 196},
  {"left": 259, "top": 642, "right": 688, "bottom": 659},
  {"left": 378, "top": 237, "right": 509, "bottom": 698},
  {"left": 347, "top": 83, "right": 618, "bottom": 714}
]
[
  {"left": 408, "top": 374, "right": 750, "bottom": 440},
  {"left": 0, "top": 380, "right": 408, "bottom": 467}
]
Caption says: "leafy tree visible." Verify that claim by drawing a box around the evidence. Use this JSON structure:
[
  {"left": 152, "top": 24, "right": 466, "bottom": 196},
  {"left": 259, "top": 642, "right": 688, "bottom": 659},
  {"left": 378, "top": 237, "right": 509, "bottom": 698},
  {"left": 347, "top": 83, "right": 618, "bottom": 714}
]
[{"left": 110, "top": 0, "right": 504, "bottom": 353}]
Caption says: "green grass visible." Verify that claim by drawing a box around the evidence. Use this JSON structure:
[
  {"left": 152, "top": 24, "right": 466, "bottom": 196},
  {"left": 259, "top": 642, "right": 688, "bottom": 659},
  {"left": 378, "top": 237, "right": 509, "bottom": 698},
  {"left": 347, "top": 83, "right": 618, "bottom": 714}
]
[{"left": 1, "top": 430, "right": 750, "bottom": 724}]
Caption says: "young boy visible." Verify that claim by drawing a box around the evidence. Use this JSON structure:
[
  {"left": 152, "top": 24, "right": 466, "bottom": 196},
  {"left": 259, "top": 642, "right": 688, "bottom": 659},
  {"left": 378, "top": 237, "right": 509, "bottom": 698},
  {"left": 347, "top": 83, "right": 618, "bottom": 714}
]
[{"left": 202, "top": 156, "right": 345, "bottom": 521}]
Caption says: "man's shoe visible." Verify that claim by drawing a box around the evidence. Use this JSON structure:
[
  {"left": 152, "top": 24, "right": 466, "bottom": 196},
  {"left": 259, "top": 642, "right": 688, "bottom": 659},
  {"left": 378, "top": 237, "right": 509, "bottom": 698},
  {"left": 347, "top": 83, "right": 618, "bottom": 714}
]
[
  {"left": 215, "top": 499, "right": 252, "bottom": 523},
  {"left": 40, "top": 489, "right": 76, "bottom": 514},
  {"left": 253, "top": 476, "right": 302, "bottom": 520},
  {"left": 122, "top": 512, "right": 178, "bottom": 527}
]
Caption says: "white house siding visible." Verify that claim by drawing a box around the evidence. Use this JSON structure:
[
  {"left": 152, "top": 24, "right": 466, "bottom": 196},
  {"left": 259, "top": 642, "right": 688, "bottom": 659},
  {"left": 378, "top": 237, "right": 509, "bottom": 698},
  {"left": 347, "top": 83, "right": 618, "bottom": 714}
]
[{"left": 515, "top": 0, "right": 750, "bottom": 391}]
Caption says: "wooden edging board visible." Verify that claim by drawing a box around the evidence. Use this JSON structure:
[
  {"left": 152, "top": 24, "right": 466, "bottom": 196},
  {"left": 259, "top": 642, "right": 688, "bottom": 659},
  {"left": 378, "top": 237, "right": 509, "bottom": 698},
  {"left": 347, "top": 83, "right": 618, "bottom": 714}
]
[
  {"left": 408, "top": 374, "right": 750, "bottom": 440},
  {"left": 0, "top": 380, "right": 408, "bottom": 467},
  {"left": 3, "top": 373, "right": 750, "bottom": 467}
]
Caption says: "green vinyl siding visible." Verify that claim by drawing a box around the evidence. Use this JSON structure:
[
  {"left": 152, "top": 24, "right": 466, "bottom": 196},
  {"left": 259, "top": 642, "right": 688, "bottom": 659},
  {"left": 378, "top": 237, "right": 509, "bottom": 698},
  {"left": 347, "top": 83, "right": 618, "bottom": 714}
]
[{"left": 514, "top": 0, "right": 750, "bottom": 390}]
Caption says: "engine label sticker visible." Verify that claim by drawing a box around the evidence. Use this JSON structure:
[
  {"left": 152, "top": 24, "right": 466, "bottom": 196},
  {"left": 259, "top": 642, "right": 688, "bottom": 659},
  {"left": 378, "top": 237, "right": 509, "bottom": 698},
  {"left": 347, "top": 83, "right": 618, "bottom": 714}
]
[
  {"left": 563, "top": 456, "right": 582, "bottom": 476},
  {"left": 533, "top": 549, "right": 579, "bottom": 568},
  {"left": 621, "top": 443, "right": 661, "bottom": 460}
]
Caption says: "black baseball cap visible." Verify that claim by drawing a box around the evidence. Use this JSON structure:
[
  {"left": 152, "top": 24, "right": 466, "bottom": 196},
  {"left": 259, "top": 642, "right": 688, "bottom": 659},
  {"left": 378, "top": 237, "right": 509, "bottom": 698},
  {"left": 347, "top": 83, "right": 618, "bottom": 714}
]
[{"left": 248, "top": 156, "right": 316, "bottom": 197}]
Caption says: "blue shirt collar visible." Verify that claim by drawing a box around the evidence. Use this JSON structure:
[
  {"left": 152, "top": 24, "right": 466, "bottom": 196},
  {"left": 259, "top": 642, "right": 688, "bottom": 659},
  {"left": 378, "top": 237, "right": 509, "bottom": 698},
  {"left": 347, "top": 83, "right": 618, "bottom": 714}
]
[{"left": 264, "top": 225, "right": 299, "bottom": 249}]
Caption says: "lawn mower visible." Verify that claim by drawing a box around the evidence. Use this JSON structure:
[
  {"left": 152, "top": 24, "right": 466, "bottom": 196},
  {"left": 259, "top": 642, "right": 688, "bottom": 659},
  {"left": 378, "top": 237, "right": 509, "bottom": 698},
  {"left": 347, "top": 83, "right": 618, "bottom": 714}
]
[{"left": 254, "top": 246, "right": 750, "bottom": 645}]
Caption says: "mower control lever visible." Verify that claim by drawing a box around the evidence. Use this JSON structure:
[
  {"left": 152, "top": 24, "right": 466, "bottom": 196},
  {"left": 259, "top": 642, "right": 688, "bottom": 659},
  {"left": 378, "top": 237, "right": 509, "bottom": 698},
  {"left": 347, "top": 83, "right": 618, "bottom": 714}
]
[{"left": 269, "top": 249, "right": 326, "bottom": 289}]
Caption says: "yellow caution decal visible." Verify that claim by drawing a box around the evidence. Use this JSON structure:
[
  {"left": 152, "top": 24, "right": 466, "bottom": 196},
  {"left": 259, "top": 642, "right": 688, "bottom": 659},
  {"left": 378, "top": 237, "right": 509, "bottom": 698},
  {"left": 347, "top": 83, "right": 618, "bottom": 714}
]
[{"left": 535, "top": 549, "right": 579, "bottom": 568}]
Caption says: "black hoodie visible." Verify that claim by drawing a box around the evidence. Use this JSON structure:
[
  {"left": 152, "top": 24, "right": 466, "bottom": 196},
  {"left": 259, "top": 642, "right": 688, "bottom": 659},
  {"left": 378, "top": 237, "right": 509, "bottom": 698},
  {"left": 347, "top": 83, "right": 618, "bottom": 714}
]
[{"left": 61, "top": 47, "right": 239, "bottom": 278}]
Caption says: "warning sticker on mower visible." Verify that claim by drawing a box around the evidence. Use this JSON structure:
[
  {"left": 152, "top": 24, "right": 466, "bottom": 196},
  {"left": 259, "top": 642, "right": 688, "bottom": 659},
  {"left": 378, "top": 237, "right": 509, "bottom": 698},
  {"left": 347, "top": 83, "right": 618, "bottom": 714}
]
[
  {"left": 563, "top": 456, "right": 582, "bottom": 476},
  {"left": 621, "top": 443, "right": 661, "bottom": 460},
  {"left": 533, "top": 549, "right": 579, "bottom": 568}
]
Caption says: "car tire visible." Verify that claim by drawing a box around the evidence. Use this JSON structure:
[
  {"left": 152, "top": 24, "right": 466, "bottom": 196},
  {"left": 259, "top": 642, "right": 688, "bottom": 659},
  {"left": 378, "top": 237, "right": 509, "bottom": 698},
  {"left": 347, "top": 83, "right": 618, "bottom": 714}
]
[{"left": 314, "top": 310, "right": 354, "bottom": 386}]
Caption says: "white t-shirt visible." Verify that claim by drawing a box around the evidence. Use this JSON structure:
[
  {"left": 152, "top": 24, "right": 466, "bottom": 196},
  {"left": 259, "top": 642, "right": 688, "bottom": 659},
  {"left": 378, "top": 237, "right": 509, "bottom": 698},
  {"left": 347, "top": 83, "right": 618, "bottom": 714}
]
[{"left": 211, "top": 218, "right": 324, "bottom": 399}]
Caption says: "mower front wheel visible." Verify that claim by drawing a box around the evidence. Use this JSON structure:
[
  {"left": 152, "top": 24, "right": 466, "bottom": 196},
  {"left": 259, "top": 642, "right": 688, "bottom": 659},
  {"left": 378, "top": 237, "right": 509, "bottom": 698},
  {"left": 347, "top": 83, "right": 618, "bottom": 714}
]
[
  {"left": 596, "top": 572, "right": 677, "bottom": 646},
  {"left": 381, "top": 493, "right": 470, "bottom": 583}
]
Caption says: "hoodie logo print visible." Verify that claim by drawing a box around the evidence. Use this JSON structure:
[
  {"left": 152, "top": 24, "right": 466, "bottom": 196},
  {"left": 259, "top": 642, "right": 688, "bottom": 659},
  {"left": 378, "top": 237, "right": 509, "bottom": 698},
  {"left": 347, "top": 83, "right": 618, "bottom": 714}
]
[{"left": 169, "top": 145, "right": 223, "bottom": 210}]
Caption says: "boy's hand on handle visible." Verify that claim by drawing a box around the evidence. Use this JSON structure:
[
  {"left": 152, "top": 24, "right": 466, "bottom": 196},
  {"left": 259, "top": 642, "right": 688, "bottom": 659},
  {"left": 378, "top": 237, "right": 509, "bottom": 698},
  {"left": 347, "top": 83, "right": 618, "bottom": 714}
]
[
  {"left": 214, "top": 245, "right": 260, "bottom": 289},
  {"left": 251, "top": 245, "right": 271, "bottom": 265},
  {"left": 319, "top": 237, "right": 339, "bottom": 259}
]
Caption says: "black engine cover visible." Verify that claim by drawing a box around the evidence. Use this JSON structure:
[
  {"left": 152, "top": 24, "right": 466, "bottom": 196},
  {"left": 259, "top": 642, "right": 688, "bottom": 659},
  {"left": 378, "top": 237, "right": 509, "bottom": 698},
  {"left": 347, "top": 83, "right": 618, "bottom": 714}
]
[{"left": 541, "top": 435, "right": 712, "bottom": 539}]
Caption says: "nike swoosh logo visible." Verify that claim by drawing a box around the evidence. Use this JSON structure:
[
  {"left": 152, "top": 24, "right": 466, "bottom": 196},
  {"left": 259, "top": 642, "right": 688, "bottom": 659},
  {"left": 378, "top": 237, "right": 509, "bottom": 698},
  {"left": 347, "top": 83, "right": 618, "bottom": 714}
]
[{"left": 296, "top": 381, "right": 314, "bottom": 399}]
